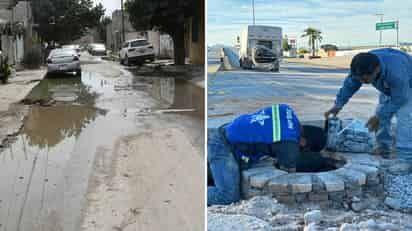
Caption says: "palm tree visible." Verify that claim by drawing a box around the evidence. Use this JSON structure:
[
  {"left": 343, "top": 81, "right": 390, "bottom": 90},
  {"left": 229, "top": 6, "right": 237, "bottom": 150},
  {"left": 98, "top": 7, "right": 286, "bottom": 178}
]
[{"left": 301, "top": 27, "right": 323, "bottom": 57}]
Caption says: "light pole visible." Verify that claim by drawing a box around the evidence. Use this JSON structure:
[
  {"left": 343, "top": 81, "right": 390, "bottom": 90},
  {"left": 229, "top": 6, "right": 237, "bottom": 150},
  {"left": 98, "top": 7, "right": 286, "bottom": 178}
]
[
  {"left": 375, "top": 13, "right": 383, "bottom": 47},
  {"left": 121, "top": 0, "right": 125, "bottom": 43},
  {"left": 252, "top": 0, "right": 255, "bottom": 25},
  {"left": 396, "top": 19, "right": 399, "bottom": 48}
]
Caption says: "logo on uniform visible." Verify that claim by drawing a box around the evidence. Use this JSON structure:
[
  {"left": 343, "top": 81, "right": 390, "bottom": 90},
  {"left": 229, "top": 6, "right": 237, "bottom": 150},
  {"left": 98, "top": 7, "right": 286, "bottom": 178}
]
[
  {"left": 250, "top": 110, "right": 270, "bottom": 126},
  {"left": 286, "top": 108, "right": 294, "bottom": 129}
]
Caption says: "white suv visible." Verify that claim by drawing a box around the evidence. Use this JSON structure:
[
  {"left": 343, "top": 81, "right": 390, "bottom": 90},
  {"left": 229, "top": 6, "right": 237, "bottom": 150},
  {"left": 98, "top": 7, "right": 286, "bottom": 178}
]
[{"left": 119, "top": 39, "right": 155, "bottom": 65}]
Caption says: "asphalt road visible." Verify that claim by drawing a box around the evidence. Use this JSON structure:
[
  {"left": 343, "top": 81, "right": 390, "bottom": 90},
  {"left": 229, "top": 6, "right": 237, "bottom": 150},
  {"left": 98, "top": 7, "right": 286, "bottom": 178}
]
[
  {"left": 208, "top": 61, "right": 380, "bottom": 128},
  {"left": 0, "top": 53, "right": 204, "bottom": 231}
]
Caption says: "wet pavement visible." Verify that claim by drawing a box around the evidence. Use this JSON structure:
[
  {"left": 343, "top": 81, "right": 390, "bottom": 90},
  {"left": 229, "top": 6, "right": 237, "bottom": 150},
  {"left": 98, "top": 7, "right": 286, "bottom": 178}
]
[
  {"left": 208, "top": 61, "right": 380, "bottom": 128},
  {"left": 0, "top": 53, "right": 204, "bottom": 231}
]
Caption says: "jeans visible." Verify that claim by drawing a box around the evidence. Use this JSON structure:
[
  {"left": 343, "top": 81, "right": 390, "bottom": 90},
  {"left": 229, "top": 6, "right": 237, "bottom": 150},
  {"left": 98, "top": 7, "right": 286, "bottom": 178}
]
[
  {"left": 376, "top": 90, "right": 412, "bottom": 158},
  {"left": 207, "top": 129, "right": 240, "bottom": 205}
]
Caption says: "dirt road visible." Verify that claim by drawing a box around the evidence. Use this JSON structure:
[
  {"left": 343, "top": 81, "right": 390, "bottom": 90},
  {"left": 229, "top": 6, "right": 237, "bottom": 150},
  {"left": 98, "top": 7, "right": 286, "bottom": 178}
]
[{"left": 0, "top": 53, "right": 204, "bottom": 231}]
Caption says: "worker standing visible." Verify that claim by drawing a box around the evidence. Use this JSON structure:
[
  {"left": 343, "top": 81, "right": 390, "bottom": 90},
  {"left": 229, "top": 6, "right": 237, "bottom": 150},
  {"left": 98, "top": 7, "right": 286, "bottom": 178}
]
[{"left": 324, "top": 48, "right": 412, "bottom": 159}]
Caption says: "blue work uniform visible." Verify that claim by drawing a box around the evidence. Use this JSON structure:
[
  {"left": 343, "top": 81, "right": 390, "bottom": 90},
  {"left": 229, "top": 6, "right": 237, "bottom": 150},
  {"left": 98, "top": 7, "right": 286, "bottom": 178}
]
[
  {"left": 208, "top": 104, "right": 303, "bottom": 205},
  {"left": 224, "top": 104, "right": 301, "bottom": 166},
  {"left": 335, "top": 48, "right": 412, "bottom": 156}
]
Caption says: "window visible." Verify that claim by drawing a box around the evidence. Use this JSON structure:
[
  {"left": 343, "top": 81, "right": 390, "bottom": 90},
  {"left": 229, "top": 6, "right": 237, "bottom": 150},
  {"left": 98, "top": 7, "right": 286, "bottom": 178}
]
[
  {"left": 131, "top": 40, "right": 150, "bottom": 47},
  {"left": 257, "top": 40, "right": 272, "bottom": 49},
  {"left": 192, "top": 18, "right": 199, "bottom": 42}
]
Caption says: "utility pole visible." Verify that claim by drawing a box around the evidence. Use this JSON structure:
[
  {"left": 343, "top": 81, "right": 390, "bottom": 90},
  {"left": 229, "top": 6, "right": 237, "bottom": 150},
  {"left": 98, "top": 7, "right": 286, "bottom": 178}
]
[
  {"left": 375, "top": 13, "right": 383, "bottom": 47},
  {"left": 252, "top": 0, "right": 255, "bottom": 25},
  {"left": 121, "top": 0, "right": 125, "bottom": 43},
  {"left": 396, "top": 20, "right": 399, "bottom": 48}
]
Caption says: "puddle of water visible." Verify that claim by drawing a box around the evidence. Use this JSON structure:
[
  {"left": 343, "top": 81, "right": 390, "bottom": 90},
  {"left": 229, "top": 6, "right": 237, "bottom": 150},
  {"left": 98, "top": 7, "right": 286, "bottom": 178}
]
[
  {"left": 21, "top": 105, "right": 101, "bottom": 148},
  {"left": 25, "top": 77, "right": 98, "bottom": 106},
  {"left": 138, "top": 77, "right": 205, "bottom": 118},
  {"left": 25, "top": 71, "right": 204, "bottom": 119},
  {"left": 0, "top": 104, "right": 105, "bottom": 231}
]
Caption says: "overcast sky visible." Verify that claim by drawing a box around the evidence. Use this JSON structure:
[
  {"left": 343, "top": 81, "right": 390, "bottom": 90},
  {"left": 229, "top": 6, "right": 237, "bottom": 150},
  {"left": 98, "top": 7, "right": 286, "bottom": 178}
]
[
  {"left": 93, "top": 0, "right": 120, "bottom": 16},
  {"left": 208, "top": 0, "right": 412, "bottom": 47}
]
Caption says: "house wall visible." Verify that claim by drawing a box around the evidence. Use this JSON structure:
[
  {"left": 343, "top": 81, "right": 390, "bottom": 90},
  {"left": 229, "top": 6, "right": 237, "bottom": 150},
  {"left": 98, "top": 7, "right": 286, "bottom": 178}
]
[
  {"left": 185, "top": 0, "right": 204, "bottom": 64},
  {"left": 0, "top": 0, "right": 12, "bottom": 9}
]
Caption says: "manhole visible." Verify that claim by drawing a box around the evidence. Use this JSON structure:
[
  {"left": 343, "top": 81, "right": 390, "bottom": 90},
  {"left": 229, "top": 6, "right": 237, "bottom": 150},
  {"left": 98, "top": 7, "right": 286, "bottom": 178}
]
[
  {"left": 207, "top": 128, "right": 385, "bottom": 207},
  {"left": 294, "top": 152, "right": 345, "bottom": 173},
  {"left": 241, "top": 150, "right": 384, "bottom": 206}
]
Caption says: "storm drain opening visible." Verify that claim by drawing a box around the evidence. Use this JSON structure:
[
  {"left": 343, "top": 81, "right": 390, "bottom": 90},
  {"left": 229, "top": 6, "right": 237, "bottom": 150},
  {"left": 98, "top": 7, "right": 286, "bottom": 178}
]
[{"left": 293, "top": 151, "right": 346, "bottom": 173}]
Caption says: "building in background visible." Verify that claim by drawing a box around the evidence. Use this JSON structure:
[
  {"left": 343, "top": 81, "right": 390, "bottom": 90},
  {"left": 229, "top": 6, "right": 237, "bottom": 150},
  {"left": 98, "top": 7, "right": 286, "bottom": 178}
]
[
  {"left": 0, "top": 0, "right": 34, "bottom": 64},
  {"left": 183, "top": 0, "right": 204, "bottom": 64},
  {"left": 106, "top": 10, "right": 173, "bottom": 59},
  {"left": 106, "top": 0, "right": 204, "bottom": 64},
  {"left": 283, "top": 35, "right": 297, "bottom": 58}
]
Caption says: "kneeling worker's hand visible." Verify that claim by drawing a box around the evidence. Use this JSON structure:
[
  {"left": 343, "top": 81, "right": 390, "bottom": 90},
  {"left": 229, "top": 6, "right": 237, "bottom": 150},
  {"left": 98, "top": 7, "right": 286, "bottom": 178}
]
[{"left": 366, "top": 115, "right": 379, "bottom": 132}]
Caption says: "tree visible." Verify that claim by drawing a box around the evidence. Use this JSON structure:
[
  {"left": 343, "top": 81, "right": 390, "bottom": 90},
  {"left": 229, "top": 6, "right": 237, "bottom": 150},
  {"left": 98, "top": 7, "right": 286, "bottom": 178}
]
[
  {"left": 282, "top": 38, "right": 290, "bottom": 51},
  {"left": 125, "top": 0, "right": 199, "bottom": 65},
  {"left": 97, "top": 17, "right": 112, "bottom": 43},
  {"left": 301, "top": 27, "right": 322, "bottom": 57},
  {"left": 32, "top": 0, "right": 105, "bottom": 44}
]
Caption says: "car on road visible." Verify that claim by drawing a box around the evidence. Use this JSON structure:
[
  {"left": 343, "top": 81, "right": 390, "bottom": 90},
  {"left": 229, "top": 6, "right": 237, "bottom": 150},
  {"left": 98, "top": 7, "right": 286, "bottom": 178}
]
[
  {"left": 88, "top": 43, "right": 107, "bottom": 56},
  {"left": 47, "top": 48, "right": 81, "bottom": 76},
  {"left": 62, "top": 44, "right": 81, "bottom": 56},
  {"left": 119, "top": 39, "right": 155, "bottom": 66}
]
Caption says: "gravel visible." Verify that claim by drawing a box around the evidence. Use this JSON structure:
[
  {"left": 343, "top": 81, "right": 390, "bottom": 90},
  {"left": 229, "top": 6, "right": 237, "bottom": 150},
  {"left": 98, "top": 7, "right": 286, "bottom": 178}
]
[{"left": 385, "top": 173, "right": 412, "bottom": 209}]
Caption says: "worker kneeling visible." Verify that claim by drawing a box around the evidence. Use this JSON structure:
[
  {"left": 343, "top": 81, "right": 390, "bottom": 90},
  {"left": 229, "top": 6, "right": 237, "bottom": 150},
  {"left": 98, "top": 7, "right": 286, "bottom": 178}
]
[{"left": 208, "top": 104, "right": 327, "bottom": 205}]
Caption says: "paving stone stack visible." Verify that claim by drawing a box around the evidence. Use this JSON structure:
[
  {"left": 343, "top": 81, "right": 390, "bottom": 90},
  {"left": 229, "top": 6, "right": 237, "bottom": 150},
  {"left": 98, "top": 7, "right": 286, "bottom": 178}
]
[{"left": 326, "top": 118, "right": 376, "bottom": 153}]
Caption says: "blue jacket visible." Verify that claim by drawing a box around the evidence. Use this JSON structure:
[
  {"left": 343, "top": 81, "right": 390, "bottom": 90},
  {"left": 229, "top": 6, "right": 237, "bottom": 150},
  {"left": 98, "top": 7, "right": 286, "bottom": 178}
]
[
  {"left": 335, "top": 48, "right": 412, "bottom": 123},
  {"left": 224, "top": 104, "right": 301, "bottom": 161}
]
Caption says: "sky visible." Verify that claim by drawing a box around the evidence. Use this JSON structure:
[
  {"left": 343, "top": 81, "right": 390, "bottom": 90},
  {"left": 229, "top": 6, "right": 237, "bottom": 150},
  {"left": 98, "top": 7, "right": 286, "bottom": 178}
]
[
  {"left": 208, "top": 0, "right": 412, "bottom": 47},
  {"left": 93, "top": 0, "right": 120, "bottom": 16}
]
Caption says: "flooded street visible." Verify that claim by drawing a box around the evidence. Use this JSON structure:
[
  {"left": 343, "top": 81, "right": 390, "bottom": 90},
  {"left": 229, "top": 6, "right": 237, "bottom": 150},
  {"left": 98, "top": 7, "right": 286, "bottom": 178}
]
[{"left": 0, "top": 54, "right": 204, "bottom": 231}]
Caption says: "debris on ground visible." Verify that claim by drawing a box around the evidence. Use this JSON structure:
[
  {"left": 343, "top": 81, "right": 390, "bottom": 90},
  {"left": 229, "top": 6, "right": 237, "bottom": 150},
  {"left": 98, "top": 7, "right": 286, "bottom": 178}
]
[{"left": 208, "top": 196, "right": 412, "bottom": 230}]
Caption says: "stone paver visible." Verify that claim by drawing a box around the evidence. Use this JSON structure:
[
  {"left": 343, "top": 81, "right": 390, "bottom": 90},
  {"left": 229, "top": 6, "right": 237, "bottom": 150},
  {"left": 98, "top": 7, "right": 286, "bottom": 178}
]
[
  {"left": 268, "top": 174, "right": 291, "bottom": 194},
  {"left": 344, "top": 154, "right": 380, "bottom": 167},
  {"left": 315, "top": 172, "right": 345, "bottom": 192},
  {"left": 333, "top": 167, "right": 367, "bottom": 186},
  {"left": 289, "top": 174, "right": 313, "bottom": 193},
  {"left": 250, "top": 169, "right": 287, "bottom": 188},
  {"left": 347, "top": 164, "right": 379, "bottom": 183},
  {"left": 242, "top": 166, "right": 276, "bottom": 183},
  {"left": 240, "top": 152, "right": 383, "bottom": 205}
]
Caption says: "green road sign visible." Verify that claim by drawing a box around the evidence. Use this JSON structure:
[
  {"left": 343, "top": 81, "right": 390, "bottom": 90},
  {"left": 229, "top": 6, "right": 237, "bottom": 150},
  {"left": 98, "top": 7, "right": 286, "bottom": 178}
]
[{"left": 376, "top": 21, "right": 397, "bottom": 30}]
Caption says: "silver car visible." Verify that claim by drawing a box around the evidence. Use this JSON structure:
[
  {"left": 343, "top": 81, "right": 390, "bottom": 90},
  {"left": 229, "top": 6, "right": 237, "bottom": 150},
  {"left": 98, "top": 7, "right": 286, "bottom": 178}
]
[
  {"left": 62, "top": 44, "right": 81, "bottom": 56},
  {"left": 88, "top": 43, "right": 106, "bottom": 56},
  {"left": 47, "top": 49, "right": 81, "bottom": 76}
]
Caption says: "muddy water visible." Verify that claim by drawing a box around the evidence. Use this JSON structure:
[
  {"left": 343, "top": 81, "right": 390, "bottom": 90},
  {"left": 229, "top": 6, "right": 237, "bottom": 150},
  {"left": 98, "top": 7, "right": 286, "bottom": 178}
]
[{"left": 0, "top": 66, "right": 204, "bottom": 231}]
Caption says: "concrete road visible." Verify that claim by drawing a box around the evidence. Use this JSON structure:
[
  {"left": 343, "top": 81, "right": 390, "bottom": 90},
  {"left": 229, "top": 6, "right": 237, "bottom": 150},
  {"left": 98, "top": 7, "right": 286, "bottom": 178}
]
[
  {"left": 208, "top": 62, "right": 380, "bottom": 128},
  {"left": 0, "top": 53, "right": 204, "bottom": 231}
]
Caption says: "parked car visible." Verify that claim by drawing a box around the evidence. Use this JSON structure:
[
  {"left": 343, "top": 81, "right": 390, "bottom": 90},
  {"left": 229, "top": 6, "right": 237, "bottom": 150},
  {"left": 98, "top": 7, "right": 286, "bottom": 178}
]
[
  {"left": 88, "top": 43, "right": 107, "bottom": 56},
  {"left": 119, "top": 39, "right": 155, "bottom": 65},
  {"left": 62, "top": 44, "right": 81, "bottom": 56},
  {"left": 47, "top": 48, "right": 81, "bottom": 76}
]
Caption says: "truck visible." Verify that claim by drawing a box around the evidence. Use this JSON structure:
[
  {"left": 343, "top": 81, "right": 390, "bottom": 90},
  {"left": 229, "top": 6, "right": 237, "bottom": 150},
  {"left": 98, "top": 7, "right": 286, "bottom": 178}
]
[{"left": 239, "top": 25, "right": 282, "bottom": 72}]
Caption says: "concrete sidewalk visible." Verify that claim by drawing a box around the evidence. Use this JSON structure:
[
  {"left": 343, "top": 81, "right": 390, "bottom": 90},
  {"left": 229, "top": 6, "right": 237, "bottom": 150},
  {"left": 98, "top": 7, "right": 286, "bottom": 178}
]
[{"left": 0, "top": 67, "right": 47, "bottom": 146}]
